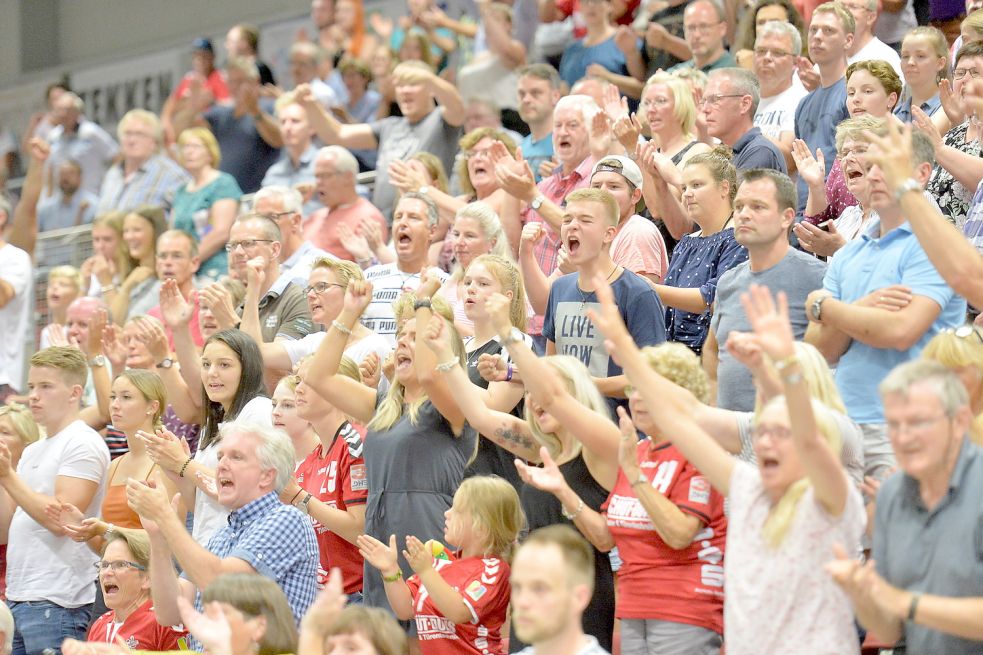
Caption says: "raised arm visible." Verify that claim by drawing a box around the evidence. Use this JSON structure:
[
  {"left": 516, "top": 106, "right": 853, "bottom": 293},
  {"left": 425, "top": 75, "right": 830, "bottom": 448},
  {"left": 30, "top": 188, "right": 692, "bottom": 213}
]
[
  {"left": 296, "top": 84, "right": 378, "bottom": 151},
  {"left": 588, "top": 276, "right": 736, "bottom": 495},
  {"left": 307, "top": 281, "right": 378, "bottom": 424},
  {"left": 9, "top": 138, "right": 49, "bottom": 257}
]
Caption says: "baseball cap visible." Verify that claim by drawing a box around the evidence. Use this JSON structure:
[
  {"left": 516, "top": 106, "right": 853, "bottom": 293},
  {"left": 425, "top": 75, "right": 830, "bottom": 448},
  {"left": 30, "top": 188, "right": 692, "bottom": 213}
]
[
  {"left": 192, "top": 38, "right": 214, "bottom": 53},
  {"left": 591, "top": 155, "right": 643, "bottom": 189}
]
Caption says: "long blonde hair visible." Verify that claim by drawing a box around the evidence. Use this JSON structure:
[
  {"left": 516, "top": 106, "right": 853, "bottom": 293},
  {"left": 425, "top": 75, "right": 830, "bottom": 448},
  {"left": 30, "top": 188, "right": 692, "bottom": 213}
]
[
  {"left": 758, "top": 396, "right": 842, "bottom": 548},
  {"left": 453, "top": 476, "right": 526, "bottom": 561},
  {"left": 525, "top": 356, "right": 608, "bottom": 460},
  {"left": 468, "top": 254, "right": 527, "bottom": 332}
]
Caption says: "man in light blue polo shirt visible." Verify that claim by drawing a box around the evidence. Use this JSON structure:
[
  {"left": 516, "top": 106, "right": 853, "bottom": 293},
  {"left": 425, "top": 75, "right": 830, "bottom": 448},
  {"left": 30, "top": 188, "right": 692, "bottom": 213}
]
[{"left": 804, "top": 128, "right": 966, "bottom": 480}]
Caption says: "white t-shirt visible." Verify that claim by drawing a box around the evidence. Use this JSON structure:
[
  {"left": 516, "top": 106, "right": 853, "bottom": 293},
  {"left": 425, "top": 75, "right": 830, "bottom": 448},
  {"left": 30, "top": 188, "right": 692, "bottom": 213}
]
[
  {"left": 191, "top": 396, "right": 273, "bottom": 545},
  {"left": 281, "top": 330, "right": 392, "bottom": 367},
  {"left": 753, "top": 81, "right": 808, "bottom": 140},
  {"left": 849, "top": 37, "right": 903, "bottom": 79},
  {"left": 6, "top": 420, "right": 109, "bottom": 607},
  {"left": 0, "top": 243, "right": 32, "bottom": 387},
  {"left": 361, "top": 263, "right": 449, "bottom": 346}
]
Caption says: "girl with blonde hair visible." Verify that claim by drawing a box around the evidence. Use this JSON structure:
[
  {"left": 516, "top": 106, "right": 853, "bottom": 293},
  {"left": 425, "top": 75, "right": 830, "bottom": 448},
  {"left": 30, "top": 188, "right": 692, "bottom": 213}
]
[
  {"left": 358, "top": 475, "right": 524, "bottom": 655},
  {"left": 922, "top": 325, "right": 983, "bottom": 443},
  {"left": 82, "top": 211, "right": 128, "bottom": 298},
  {"left": 592, "top": 281, "right": 863, "bottom": 654},
  {"left": 40, "top": 265, "right": 85, "bottom": 348}
]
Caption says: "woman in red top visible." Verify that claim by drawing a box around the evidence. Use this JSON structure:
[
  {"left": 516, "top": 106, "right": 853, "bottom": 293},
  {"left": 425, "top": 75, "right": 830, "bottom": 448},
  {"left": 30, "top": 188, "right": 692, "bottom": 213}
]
[
  {"left": 358, "top": 475, "right": 524, "bottom": 655},
  {"left": 518, "top": 342, "right": 727, "bottom": 655},
  {"left": 87, "top": 528, "right": 187, "bottom": 649}
]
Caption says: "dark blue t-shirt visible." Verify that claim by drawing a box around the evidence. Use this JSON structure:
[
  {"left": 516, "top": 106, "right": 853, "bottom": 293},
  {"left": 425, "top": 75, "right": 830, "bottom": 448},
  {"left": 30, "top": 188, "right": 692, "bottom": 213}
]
[
  {"left": 205, "top": 98, "right": 281, "bottom": 194},
  {"left": 793, "top": 78, "right": 849, "bottom": 211}
]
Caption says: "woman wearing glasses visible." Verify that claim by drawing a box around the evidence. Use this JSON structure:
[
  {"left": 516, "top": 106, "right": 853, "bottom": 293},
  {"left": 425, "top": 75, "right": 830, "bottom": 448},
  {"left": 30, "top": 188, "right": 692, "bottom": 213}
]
[
  {"left": 87, "top": 528, "right": 188, "bottom": 649},
  {"left": 171, "top": 127, "right": 243, "bottom": 282}
]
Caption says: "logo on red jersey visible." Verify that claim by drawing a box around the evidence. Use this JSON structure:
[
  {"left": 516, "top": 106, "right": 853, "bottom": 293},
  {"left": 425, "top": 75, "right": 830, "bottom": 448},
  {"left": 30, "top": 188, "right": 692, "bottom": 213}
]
[
  {"left": 466, "top": 579, "right": 488, "bottom": 601},
  {"left": 351, "top": 464, "right": 367, "bottom": 491},
  {"left": 688, "top": 476, "right": 710, "bottom": 505}
]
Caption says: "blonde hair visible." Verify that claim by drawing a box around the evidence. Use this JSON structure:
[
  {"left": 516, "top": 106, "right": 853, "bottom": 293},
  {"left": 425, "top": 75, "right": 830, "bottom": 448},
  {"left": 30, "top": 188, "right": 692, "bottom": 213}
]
[
  {"left": 103, "top": 527, "right": 152, "bottom": 571},
  {"left": 47, "top": 266, "right": 84, "bottom": 294},
  {"left": 671, "top": 67, "right": 709, "bottom": 93},
  {"left": 812, "top": 1, "right": 856, "bottom": 35},
  {"left": 468, "top": 254, "right": 527, "bottom": 332},
  {"left": 92, "top": 211, "right": 132, "bottom": 279},
  {"left": 409, "top": 152, "right": 450, "bottom": 193},
  {"left": 757, "top": 396, "right": 842, "bottom": 548},
  {"left": 368, "top": 316, "right": 465, "bottom": 432},
  {"left": 685, "top": 146, "right": 738, "bottom": 203},
  {"left": 922, "top": 327, "right": 983, "bottom": 443},
  {"left": 450, "top": 202, "right": 513, "bottom": 281},
  {"left": 640, "top": 343, "right": 711, "bottom": 404},
  {"left": 456, "top": 129, "right": 517, "bottom": 197},
  {"left": 642, "top": 72, "right": 698, "bottom": 137},
  {"left": 565, "top": 188, "right": 620, "bottom": 227},
  {"left": 30, "top": 346, "right": 88, "bottom": 387},
  {"left": 902, "top": 26, "right": 950, "bottom": 82},
  {"left": 525, "top": 356, "right": 608, "bottom": 460},
  {"left": 178, "top": 127, "right": 222, "bottom": 168},
  {"left": 964, "top": 8, "right": 983, "bottom": 41},
  {"left": 311, "top": 257, "right": 364, "bottom": 287},
  {"left": 0, "top": 404, "right": 41, "bottom": 447},
  {"left": 117, "top": 369, "right": 167, "bottom": 429},
  {"left": 453, "top": 476, "right": 526, "bottom": 561},
  {"left": 118, "top": 109, "right": 163, "bottom": 147}
]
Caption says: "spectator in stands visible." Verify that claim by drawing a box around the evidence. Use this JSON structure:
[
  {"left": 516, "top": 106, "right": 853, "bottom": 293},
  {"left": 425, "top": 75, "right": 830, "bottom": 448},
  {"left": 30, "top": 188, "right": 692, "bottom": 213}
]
[
  {"left": 360, "top": 193, "right": 449, "bottom": 344},
  {"left": 289, "top": 42, "right": 340, "bottom": 109},
  {"left": 707, "top": 169, "right": 826, "bottom": 412},
  {"left": 171, "top": 127, "right": 243, "bottom": 282},
  {"left": 105, "top": 205, "right": 168, "bottom": 323},
  {"left": 669, "top": 0, "right": 736, "bottom": 73},
  {"left": 303, "top": 146, "right": 389, "bottom": 263},
  {"left": 510, "top": 526, "right": 609, "bottom": 655},
  {"left": 3, "top": 347, "right": 110, "bottom": 654},
  {"left": 86, "top": 528, "right": 188, "bottom": 649},
  {"left": 37, "top": 159, "right": 98, "bottom": 232},
  {"left": 652, "top": 149, "right": 748, "bottom": 354},
  {"left": 829, "top": 360, "right": 983, "bottom": 653},
  {"left": 922, "top": 326, "right": 983, "bottom": 442},
  {"left": 39, "top": 267, "right": 84, "bottom": 350},
  {"left": 81, "top": 212, "right": 126, "bottom": 299},
  {"left": 793, "top": 2, "right": 854, "bottom": 211},
  {"left": 300, "top": 600, "right": 407, "bottom": 655},
  {"left": 922, "top": 41, "right": 983, "bottom": 228},
  {"left": 805, "top": 128, "right": 966, "bottom": 480},
  {"left": 97, "top": 110, "right": 190, "bottom": 215},
  {"left": 226, "top": 214, "right": 314, "bottom": 344},
  {"left": 307, "top": 279, "right": 476, "bottom": 613},
  {"left": 128, "top": 420, "right": 318, "bottom": 641},
  {"left": 176, "top": 58, "right": 283, "bottom": 194},
  {"left": 558, "top": 0, "right": 643, "bottom": 88},
  {"left": 0, "top": 203, "right": 33, "bottom": 403},
  {"left": 752, "top": 21, "right": 807, "bottom": 170},
  {"left": 225, "top": 23, "right": 276, "bottom": 86},
  {"left": 147, "top": 230, "right": 203, "bottom": 349},
  {"left": 161, "top": 38, "right": 231, "bottom": 146},
  {"left": 253, "top": 186, "right": 332, "bottom": 287},
  {"left": 23, "top": 82, "right": 69, "bottom": 154},
  {"left": 261, "top": 94, "right": 322, "bottom": 217},
  {"left": 298, "top": 60, "right": 466, "bottom": 220},
  {"left": 702, "top": 68, "right": 786, "bottom": 172},
  {"left": 843, "top": 0, "right": 902, "bottom": 75},
  {"left": 46, "top": 92, "right": 119, "bottom": 198},
  {"left": 0, "top": 404, "right": 40, "bottom": 602},
  {"left": 595, "top": 281, "right": 864, "bottom": 653},
  {"left": 733, "top": 0, "right": 806, "bottom": 69},
  {"left": 894, "top": 27, "right": 948, "bottom": 123},
  {"left": 270, "top": 374, "right": 319, "bottom": 464},
  {"left": 336, "top": 58, "right": 382, "bottom": 171},
  {"left": 516, "top": 65, "right": 562, "bottom": 183}
]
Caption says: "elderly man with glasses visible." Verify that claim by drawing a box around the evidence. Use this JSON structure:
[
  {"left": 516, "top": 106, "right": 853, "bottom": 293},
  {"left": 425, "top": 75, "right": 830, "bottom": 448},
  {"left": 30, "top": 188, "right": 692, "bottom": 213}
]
[
  {"left": 668, "top": 0, "right": 736, "bottom": 73},
  {"left": 252, "top": 185, "right": 335, "bottom": 288}
]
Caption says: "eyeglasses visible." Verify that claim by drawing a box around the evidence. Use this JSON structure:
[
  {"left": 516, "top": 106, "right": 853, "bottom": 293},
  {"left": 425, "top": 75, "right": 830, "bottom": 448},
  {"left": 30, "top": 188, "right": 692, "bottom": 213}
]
[
  {"left": 954, "top": 68, "right": 983, "bottom": 80},
  {"left": 258, "top": 211, "right": 295, "bottom": 221},
  {"left": 942, "top": 325, "right": 983, "bottom": 343},
  {"left": 840, "top": 144, "right": 869, "bottom": 160},
  {"left": 754, "top": 47, "right": 794, "bottom": 59},
  {"left": 464, "top": 148, "right": 495, "bottom": 160},
  {"left": 684, "top": 21, "right": 722, "bottom": 33},
  {"left": 699, "top": 93, "right": 746, "bottom": 107},
  {"left": 752, "top": 424, "right": 792, "bottom": 441},
  {"left": 886, "top": 414, "right": 949, "bottom": 435},
  {"left": 224, "top": 239, "right": 273, "bottom": 252},
  {"left": 303, "top": 281, "right": 345, "bottom": 295},
  {"left": 94, "top": 560, "right": 147, "bottom": 572},
  {"left": 640, "top": 97, "right": 672, "bottom": 108}
]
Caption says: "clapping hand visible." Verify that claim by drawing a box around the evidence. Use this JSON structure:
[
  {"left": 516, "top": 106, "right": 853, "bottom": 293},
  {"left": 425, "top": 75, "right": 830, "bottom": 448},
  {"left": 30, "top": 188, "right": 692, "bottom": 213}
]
[
  {"left": 177, "top": 597, "right": 233, "bottom": 655},
  {"left": 356, "top": 533, "right": 401, "bottom": 578},
  {"left": 158, "top": 279, "right": 193, "bottom": 327},
  {"left": 790, "top": 139, "right": 825, "bottom": 189},
  {"left": 300, "top": 568, "right": 348, "bottom": 637},
  {"left": 616, "top": 406, "right": 642, "bottom": 482},
  {"left": 199, "top": 283, "right": 240, "bottom": 331},
  {"left": 403, "top": 535, "right": 435, "bottom": 574},
  {"left": 515, "top": 446, "right": 567, "bottom": 494}
]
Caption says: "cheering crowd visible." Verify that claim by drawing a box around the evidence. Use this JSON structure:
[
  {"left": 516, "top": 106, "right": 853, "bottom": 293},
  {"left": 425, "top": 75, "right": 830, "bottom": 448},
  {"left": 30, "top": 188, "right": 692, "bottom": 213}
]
[{"left": 1, "top": 0, "right": 983, "bottom": 652}]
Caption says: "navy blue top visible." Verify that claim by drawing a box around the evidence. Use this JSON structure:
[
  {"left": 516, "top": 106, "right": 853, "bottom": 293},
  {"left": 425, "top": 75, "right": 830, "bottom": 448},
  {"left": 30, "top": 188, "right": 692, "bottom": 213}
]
[
  {"left": 663, "top": 226, "right": 748, "bottom": 354},
  {"left": 733, "top": 127, "right": 787, "bottom": 173},
  {"left": 794, "top": 79, "right": 849, "bottom": 211}
]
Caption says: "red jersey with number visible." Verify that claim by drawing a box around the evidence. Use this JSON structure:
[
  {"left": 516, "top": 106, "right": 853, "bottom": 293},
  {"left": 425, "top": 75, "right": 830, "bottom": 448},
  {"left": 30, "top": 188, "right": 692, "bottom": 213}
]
[
  {"left": 602, "top": 440, "right": 726, "bottom": 632},
  {"left": 405, "top": 554, "right": 511, "bottom": 655},
  {"left": 87, "top": 599, "right": 188, "bottom": 650},
  {"left": 295, "top": 421, "right": 368, "bottom": 594}
]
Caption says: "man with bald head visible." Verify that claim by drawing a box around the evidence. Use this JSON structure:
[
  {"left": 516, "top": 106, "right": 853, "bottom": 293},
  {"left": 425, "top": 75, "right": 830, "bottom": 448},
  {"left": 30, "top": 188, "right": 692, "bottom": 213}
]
[{"left": 669, "top": 0, "right": 736, "bottom": 73}]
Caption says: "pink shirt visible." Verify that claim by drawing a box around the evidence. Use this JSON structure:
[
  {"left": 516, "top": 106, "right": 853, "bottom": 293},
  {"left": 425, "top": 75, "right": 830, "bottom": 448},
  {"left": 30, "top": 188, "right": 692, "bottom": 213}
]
[
  {"left": 304, "top": 198, "right": 389, "bottom": 262},
  {"left": 611, "top": 214, "right": 669, "bottom": 282}
]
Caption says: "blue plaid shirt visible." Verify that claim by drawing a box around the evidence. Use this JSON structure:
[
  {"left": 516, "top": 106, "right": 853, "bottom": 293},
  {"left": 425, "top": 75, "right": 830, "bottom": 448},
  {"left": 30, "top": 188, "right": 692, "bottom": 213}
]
[
  {"left": 97, "top": 153, "right": 190, "bottom": 214},
  {"left": 186, "top": 492, "right": 318, "bottom": 650}
]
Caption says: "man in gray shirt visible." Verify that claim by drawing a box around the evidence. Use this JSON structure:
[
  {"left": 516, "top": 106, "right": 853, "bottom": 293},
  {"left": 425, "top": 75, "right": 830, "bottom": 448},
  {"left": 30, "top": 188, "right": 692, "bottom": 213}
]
[
  {"left": 829, "top": 360, "right": 983, "bottom": 654},
  {"left": 707, "top": 169, "right": 826, "bottom": 410}
]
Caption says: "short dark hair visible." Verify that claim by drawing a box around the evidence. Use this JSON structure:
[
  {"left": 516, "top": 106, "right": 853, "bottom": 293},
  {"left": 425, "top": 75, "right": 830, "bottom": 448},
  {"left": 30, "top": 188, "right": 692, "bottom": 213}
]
[
  {"left": 739, "top": 168, "right": 797, "bottom": 212},
  {"left": 517, "top": 63, "right": 563, "bottom": 90}
]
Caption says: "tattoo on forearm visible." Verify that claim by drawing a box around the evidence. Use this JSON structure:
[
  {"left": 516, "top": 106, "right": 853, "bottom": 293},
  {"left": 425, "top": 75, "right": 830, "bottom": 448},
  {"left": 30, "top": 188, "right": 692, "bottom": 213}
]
[{"left": 492, "top": 426, "right": 536, "bottom": 452}]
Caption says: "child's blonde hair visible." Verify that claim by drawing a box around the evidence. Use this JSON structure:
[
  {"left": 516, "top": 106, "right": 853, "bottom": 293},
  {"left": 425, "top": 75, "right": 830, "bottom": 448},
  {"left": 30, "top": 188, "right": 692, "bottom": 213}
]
[{"left": 453, "top": 476, "right": 526, "bottom": 561}]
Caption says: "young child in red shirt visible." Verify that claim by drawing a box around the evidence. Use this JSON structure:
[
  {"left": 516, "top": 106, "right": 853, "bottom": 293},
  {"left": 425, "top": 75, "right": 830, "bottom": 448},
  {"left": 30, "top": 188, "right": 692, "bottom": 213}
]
[{"left": 358, "top": 476, "right": 525, "bottom": 655}]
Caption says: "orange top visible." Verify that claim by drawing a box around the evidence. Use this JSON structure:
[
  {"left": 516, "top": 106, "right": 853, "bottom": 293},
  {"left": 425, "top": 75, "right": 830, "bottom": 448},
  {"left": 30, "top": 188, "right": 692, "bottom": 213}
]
[{"left": 100, "top": 458, "right": 156, "bottom": 529}]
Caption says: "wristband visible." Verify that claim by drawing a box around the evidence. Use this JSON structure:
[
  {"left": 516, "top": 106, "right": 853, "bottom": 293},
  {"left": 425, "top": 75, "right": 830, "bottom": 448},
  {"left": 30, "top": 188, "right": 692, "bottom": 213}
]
[
  {"left": 289, "top": 489, "right": 304, "bottom": 505},
  {"left": 773, "top": 354, "right": 799, "bottom": 372},
  {"left": 413, "top": 299, "right": 432, "bottom": 311},
  {"left": 100, "top": 284, "right": 116, "bottom": 294},
  {"left": 435, "top": 359, "right": 458, "bottom": 372},
  {"left": 332, "top": 320, "right": 353, "bottom": 335},
  {"left": 907, "top": 592, "right": 921, "bottom": 622},
  {"left": 178, "top": 456, "right": 193, "bottom": 478},
  {"left": 382, "top": 570, "right": 403, "bottom": 582},
  {"left": 506, "top": 364, "right": 513, "bottom": 382}
]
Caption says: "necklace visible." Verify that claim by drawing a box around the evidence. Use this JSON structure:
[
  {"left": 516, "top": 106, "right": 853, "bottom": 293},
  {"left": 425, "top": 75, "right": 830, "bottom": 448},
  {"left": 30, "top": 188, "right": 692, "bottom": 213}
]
[{"left": 579, "top": 264, "right": 619, "bottom": 308}]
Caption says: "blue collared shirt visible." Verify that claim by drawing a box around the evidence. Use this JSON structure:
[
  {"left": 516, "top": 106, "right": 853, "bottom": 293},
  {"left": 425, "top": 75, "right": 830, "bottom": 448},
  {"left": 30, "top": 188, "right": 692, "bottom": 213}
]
[
  {"left": 894, "top": 93, "right": 942, "bottom": 124},
  {"left": 97, "top": 153, "right": 190, "bottom": 214},
  {"left": 260, "top": 143, "right": 323, "bottom": 217}
]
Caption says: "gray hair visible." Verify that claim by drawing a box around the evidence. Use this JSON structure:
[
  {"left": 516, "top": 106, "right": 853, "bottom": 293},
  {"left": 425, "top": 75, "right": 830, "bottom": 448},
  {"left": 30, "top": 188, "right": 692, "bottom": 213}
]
[
  {"left": 880, "top": 359, "right": 969, "bottom": 418},
  {"left": 554, "top": 94, "right": 600, "bottom": 123},
  {"left": 253, "top": 185, "right": 303, "bottom": 215},
  {"left": 290, "top": 41, "right": 325, "bottom": 64},
  {"left": 756, "top": 19, "right": 803, "bottom": 57},
  {"left": 398, "top": 191, "right": 440, "bottom": 228},
  {"left": 316, "top": 145, "right": 359, "bottom": 176},
  {"left": 711, "top": 67, "right": 761, "bottom": 115},
  {"left": 219, "top": 420, "right": 296, "bottom": 492},
  {"left": 235, "top": 213, "right": 283, "bottom": 242},
  {"left": 0, "top": 601, "right": 11, "bottom": 655}
]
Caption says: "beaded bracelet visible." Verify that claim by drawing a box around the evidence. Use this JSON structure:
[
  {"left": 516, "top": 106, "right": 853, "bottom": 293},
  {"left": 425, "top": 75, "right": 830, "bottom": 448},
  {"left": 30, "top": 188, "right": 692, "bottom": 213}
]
[
  {"left": 332, "top": 320, "right": 353, "bottom": 335},
  {"left": 178, "top": 456, "right": 193, "bottom": 478}
]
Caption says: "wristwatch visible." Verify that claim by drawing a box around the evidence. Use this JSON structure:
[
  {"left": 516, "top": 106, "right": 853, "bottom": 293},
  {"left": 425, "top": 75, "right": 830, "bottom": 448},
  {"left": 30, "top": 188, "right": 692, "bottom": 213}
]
[
  {"left": 810, "top": 294, "right": 830, "bottom": 322},
  {"left": 894, "top": 178, "right": 921, "bottom": 203},
  {"left": 88, "top": 355, "right": 107, "bottom": 368},
  {"left": 500, "top": 328, "right": 523, "bottom": 345},
  {"left": 156, "top": 358, "right": 174, "bottom": 370},
  {"left": 297, "top": 493, "right": 313, "bottom": 514},
  {"left": 530, "top": 194, "right": 546, "bottom": 211},
  {"left": 418, "top": 185, "right": 430, "bottom": 195}
]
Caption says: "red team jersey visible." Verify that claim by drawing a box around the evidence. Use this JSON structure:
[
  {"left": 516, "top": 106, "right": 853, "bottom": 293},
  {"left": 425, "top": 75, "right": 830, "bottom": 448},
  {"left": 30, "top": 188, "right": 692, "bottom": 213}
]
[
  {"left": 405, "top": 554, "right": 511, "bottom": 655},
  {"left": 603, "top": 440, "right": 727, "bottom": 633},
  {"left": 295, "top": 421, "right": 369, "bottom": 594},
  {"left": 87, "top": 599, "right": 187, "bottom": 650}
]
